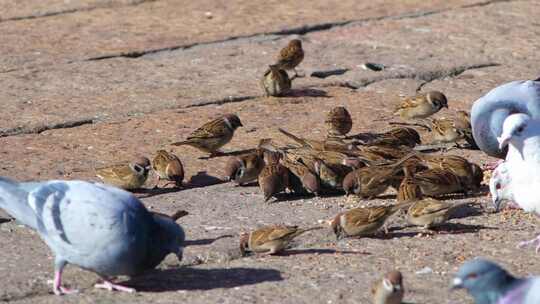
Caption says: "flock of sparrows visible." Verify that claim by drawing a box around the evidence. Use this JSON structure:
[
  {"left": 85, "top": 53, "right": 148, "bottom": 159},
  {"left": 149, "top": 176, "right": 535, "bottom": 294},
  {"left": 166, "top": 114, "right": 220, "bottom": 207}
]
[{"left": 2, "top": 38, "right": 536, "bottom": 303}]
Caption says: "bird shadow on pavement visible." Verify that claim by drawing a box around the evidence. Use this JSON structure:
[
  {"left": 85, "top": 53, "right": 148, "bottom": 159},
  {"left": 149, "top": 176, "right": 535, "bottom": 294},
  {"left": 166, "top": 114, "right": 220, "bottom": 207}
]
[
  {"left": 187, "top": 171, "right": 226, "bottom": 188},
  {"left": 124, "top": 267, "right": 283, "bottom": 292},
  {"left": 278, "top": 248, "right": 371, "bottom": 256},
  {"left": 185, "top": 234, "right": 235, "bottom": 246},
  {"left": 285, "top": 88, "right": 329, "bottom": 98}
]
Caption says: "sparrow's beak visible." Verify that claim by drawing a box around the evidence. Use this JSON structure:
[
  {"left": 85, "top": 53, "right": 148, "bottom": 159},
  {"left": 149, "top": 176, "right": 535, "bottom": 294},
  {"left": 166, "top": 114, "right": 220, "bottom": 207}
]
[
  {"left": 451, "top": 277, "right": 463, "bottom": 290},
  {"left": 497, "top": 134, "right": 511, "bottom": 150}
]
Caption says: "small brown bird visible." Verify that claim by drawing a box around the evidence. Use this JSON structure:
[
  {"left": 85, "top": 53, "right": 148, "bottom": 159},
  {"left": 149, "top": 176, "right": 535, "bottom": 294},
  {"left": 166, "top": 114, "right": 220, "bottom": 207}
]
[
  {"left": 397, "top": 165, "right": 423, "bottom": 203},
  {"left": 407, "top": 198, "right": 469, "bottom": 229},
  {"left": 224, "top": 150, "right": 265, "bottom": 185},
  {"left": 152, "top": 150, "right": 184, "bottom": 188},
  {"left": 371, "top": 270, "right": 405, "bottom": 304},
  {"left": 325, "top": 106, "right": 353, "bottom": 137},
  {"left": 371, "top": 127, "right": 421, "bottom": 148},
  {"left": 342, "top": 159, "right": 408, "bottom": 199},
  {"left": 277, "top": 128, "right": 353, "bottom": 152},
  {"left": 260, "top": 65, "right": 292, "bottom": 97},
  {"left": 413, "top": 168, "right": 464, "bottom": 197},
  {"left": 330, "top": 203, "right": 411, "bottom": 239},
  {"left": 239, "top": 225, "right": 322, "bottom": 256},
  {"left": 281, "top": 157, "right": 320, "bottom": 195},
  {"left": 171, "top": 114, "right": 243, "bottom": 156},
  {"left": 258, "top": 163, "right": 291, "bottom": 202},
  {"left": 96, "top": 156, "right": 151, "bottom": 190},
  {"left": 429, "top": 117, "right": 466, "bottom": 144},
  {"left": 394, "top": 91, "right": 448, "bottom": 120},
  {"left": 272, "top": 39, "right": 304, "bottom": 77}
]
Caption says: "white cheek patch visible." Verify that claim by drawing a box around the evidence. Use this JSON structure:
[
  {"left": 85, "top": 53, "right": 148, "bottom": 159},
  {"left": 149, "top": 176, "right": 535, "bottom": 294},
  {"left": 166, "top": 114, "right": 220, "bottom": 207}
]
[
  {"left": 383, "top": 279, "right": 393, "bottom": 291},
  {"left": 223, "top": 117, "right": 233, "bottom": 131}
]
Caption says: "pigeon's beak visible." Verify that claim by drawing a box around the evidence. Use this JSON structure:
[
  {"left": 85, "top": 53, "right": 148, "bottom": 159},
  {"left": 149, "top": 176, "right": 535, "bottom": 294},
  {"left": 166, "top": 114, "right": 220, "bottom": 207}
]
[
  {"left": 493, "top": 195, "right": 503, "bottom": 212},
  {"left": 497, "top": 134, "right": 511, "bottom": 150},
  {"left": 451, "top": 277, "right": 463, "bottom": 290}
]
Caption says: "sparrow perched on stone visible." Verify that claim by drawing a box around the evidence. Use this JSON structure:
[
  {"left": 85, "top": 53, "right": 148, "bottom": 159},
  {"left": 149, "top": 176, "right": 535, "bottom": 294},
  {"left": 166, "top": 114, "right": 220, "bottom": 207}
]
[
  {"left": 152, "top": 150, "right": 184, "bottom": 188},
  {"left": 96, "top": 156, "right": 151, "bottom": 190},
  {"left": 258, "top": 163, "right": 291, "bottom": 202},
  {"left": 371, "top": 270, "right": 405, "bottom": 304},
  {"left": 330, "top": 203, "right": 411, "bottom": 239},
  {"left": 224, "top": 150, "right": 265, "bottom": 185},
  {"left": 260, "top": 65, "right": 292, "bottom": 97},
  {"left": 394, "top": 91, "right": 448, "bottom": 120},
  {"left": 407, "top": 198, "right": 468, "bottom": 229},
  {"left": 171, "top": 114, "right": 243, "bottom": 156},
  {"left": 272, "top": 39, "right": 304, "bottom": 77},
  {"left": 325, "top": 106, "right": 353, "bottom": 137},
  {"left": 239, "top": 225, "right": 322, "bottom": 256}
]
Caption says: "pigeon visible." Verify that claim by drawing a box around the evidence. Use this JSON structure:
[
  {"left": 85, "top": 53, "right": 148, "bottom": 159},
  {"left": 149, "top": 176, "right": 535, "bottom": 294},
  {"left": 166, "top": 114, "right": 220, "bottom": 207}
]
[
  {"left": 452, "top": 258, "right": 540, "bottom": 304},
  {"left": 471, "top": 79, "right": 540, "bottom": 159},
  {"left": 0, "top": 177, "right": 185, "bottom": 295}
]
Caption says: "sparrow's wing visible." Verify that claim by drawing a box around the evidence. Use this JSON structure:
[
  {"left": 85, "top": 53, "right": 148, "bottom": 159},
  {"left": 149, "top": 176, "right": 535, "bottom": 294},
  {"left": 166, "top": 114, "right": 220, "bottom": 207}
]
[
  {"left": 188, "top": 119, "right": 228, "bottom": 140},
  {"left": 97, "top": 164, "right": 134, "bottom": 182}
]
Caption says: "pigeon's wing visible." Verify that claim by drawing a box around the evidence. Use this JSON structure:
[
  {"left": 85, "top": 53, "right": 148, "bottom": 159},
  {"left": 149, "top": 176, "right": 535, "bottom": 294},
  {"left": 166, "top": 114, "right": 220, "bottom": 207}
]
[
  {"left": 498, "top": 278, "right": 538, "bottom": 304},
  {"left": 0, "top": 177, "right": 40, "bottom": 230},
  {"left": 28, "top": 181, "right": 150, "bottom": 261},
  {"left": 524, "top": 277, "right": 540, "bottom": 304}
]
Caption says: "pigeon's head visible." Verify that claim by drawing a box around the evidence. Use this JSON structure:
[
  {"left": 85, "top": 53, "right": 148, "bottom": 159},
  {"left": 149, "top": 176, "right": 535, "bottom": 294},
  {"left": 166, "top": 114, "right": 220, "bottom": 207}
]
[
  {"left": 152, "top": 214, "right": 186, "bottom": 262},
  {"left": 489, "top": 163, "right": 512, "bottom": 212},
  {"left": 452, "top": 258, "right": 514, "bottom": 301},
  {"left": 497, "top": 113, "right": 531, "bottom": 152}
]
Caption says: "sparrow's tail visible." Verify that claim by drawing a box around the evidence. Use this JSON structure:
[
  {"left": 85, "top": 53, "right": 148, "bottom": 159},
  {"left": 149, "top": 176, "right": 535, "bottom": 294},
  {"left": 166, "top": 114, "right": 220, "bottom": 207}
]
[
  {"left": 171, "top": 140, "right": 191, "bottom": 146},
  {"left": 278, "top": 128, "right": 310, "bottom": 147},
  {"left": 292, "top": 226, "right": 325, "bottom": 238},
  {"left": 390, "top": 201, "right": 415, "bottom": 213},
  {"left": 0, "top": 177, "right": 39, "bottom": 230}
]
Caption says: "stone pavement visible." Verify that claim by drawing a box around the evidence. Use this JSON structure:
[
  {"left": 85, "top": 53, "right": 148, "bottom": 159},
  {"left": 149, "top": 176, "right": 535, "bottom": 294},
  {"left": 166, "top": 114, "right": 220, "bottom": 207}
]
[{"left": 0, "top": 0, "right": 539, "bottom": 303}]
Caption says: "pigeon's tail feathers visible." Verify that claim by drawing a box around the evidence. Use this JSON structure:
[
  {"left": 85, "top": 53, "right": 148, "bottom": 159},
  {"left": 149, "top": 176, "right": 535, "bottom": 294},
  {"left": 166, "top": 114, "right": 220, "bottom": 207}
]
[{"left": 0, "top": 178, "right": 38, "bottom": 230}]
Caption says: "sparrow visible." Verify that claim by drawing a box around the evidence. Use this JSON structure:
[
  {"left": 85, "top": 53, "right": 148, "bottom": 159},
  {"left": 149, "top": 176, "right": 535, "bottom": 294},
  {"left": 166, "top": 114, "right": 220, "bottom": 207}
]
[
  {"left": 224, "top": 150, "right": 265, "bottom": 185},
  {"left": 272, "top": 39, "right": 304, "bottom": 77},
  {"left": 278, "top": 128, "right": 353, "bottom": 152},
  {"left": 152, "top": 150, "right": 184, "bottom": 188},
  {"left": 330, "top": 203, "right": 412, "bottom": 239},
  {"left": 313, "top": 159, "right": 352, "bottom": 190},
  {"left": 260, "top": 65, "right": 292, "bottom": 97},
  {"left": 95, "top": 156, "right": 151, "bottom": 190},
  {"left": 371, "top": 270, "right": 405, "bottom": 304},
  {"left": 239, "top": 225, "right": 322, "bottom": 256},
  {"left": 454, "top": 110, "right": 479, "bottom": 149},
  {"left": 407, "top": 198, "right": 468, "bottom": 229},
  {"left": 258, "top": 163, "right": 290, "bottom": 202},
  {"left": 325, "top": 106, "right": 353, "bottom": 137},
  {"left": 413, "top": 168, "right": 465, "bottom": 197},
  {"left": 394, "top": 91, "right": 448, "bottom": 120},
  {"left": 397, "top": 165, "right": 423, "bottom": 203},
  {"left": 281, "top": 157, "right": 320, "bottom": 195},
  {"left": 429, "top": 117, "right": 467, "bottom": 144},
  {"left": 171, "top": 114, "right": 243, "bottom": 156},
  {"left": 354, "top": 127, "right": 421, "bottom": 148}
]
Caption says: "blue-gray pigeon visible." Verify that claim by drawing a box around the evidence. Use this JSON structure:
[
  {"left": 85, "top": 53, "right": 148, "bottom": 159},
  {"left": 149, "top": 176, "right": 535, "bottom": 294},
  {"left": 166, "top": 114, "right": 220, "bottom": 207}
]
[
  {"left": 0, "top": 177, "right": 185, "bottom": 295},
  {"left": 452, "top": 258, "right": 540, "bottom": 304},
  {"left": 471, "top": 79, "right": 540, "bottom": 159}
]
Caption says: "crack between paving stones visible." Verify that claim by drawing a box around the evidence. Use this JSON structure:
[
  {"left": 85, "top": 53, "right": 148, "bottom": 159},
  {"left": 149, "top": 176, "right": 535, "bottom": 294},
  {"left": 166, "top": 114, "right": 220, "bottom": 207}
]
[
  {"left": 69, "top": 0, "right": 518, "bottom": 62},
  {"left": 0, "top": 0, "right": 158, "bottom": 23},
  {"left": 0, "top": 119, "right": 95, "bottom": 138}
]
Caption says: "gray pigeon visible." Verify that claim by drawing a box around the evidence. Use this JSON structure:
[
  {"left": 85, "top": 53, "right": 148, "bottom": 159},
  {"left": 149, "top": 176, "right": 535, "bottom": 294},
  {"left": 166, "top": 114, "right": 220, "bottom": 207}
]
[
  {"left": 471, "top": 79, "right": 540, "bottom": 159},
  {"left": 0, "top": 177, "right": 185, "bottom": 295},
  {"left": 452, "top": 258, "right": 540, "bottom": 304}
]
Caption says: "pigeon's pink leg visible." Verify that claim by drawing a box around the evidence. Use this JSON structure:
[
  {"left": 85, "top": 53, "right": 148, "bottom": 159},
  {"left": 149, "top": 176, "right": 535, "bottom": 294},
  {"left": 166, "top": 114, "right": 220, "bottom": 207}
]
[
  {"left": 52, "top": 270, "right": 78, "bottom": 295},
  {"left": 517, "top": 234, "right": 540, "bottom": 253},
  {"left": 94, "top": 280, "right": 136, "bottom": 293}
]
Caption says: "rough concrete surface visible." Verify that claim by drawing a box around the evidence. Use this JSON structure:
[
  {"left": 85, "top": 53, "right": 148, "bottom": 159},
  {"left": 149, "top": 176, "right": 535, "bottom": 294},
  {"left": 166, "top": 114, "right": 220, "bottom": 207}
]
[{"left": 1, "top": 0, "right": 540, "bottom": 303}]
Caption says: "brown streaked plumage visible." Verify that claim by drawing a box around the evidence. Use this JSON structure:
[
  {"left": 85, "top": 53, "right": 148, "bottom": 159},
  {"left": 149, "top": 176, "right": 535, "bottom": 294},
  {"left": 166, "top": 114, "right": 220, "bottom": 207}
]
[
  {"left": 224, "top": 150, "right": 265, "bottom": 185},
  {"left": 258, "top": 163, "right": 290, "bottom": 202},
  {"left": 152, "top": 150, "right": 184, "bottom": 188},
  {"left": 371, "top": 270, "right": 405, "bottom": 304},
  {"left": 260, "top": 65, "right": 292, "bottom": 97},
  {"left": 394, "top": 91, "right": 448, "bottom": 120},
  {"left": 397, "top": 165, "right": 423, "bottom": 203},
  {"left": 407, "top": 198, "right": 469, "bottom": 229},
  {"left": 171, "top": 114, "right": 243, "bottom": 155},
  {"left": 273, "top": 39, "right": 304, "bottom": 76},
  {"left": 429, "top": 117, "right": 466, "bottom": 144},
  {"left": 281, "top": 157, "right": 320, "bottom": 195},
  {"left": 413, "top": 168, "right": 464, "bottom": 197},
  {"left": 239, "top": 225, "right": 322, "bottom": 256},
  {"left": 330, "top": 203, "right": 412, "bottom": 239},
  {"left": 325, "top": 106, "right": 353, "bottom": 137},
  {"left": 277, "top": 128, "right": 353, "bottom": 152},
  {"left": 96, "top": 156, "right": 151, "bottom": 190}
]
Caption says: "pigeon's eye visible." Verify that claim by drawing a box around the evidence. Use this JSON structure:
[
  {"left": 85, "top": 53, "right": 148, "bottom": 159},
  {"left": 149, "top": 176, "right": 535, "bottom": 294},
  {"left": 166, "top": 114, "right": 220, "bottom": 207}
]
[
  {"left": 466, "top": 273, "right": 478, "bottom": 280},
  {"left": 495, "top": 183, "right": 501, "bottom": 190},
  {"left": 517, "top": 126, "right": 524, "bottom": 133}
]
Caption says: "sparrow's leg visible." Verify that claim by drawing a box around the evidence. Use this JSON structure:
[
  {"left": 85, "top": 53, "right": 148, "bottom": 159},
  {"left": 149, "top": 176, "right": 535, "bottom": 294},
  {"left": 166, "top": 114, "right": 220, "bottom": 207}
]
[
  {"left": 53, "top": 260, "right": 78, "bottom": 295},
  {"left": 94, "top": 280, "right": 136, "bottom": 293}
]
